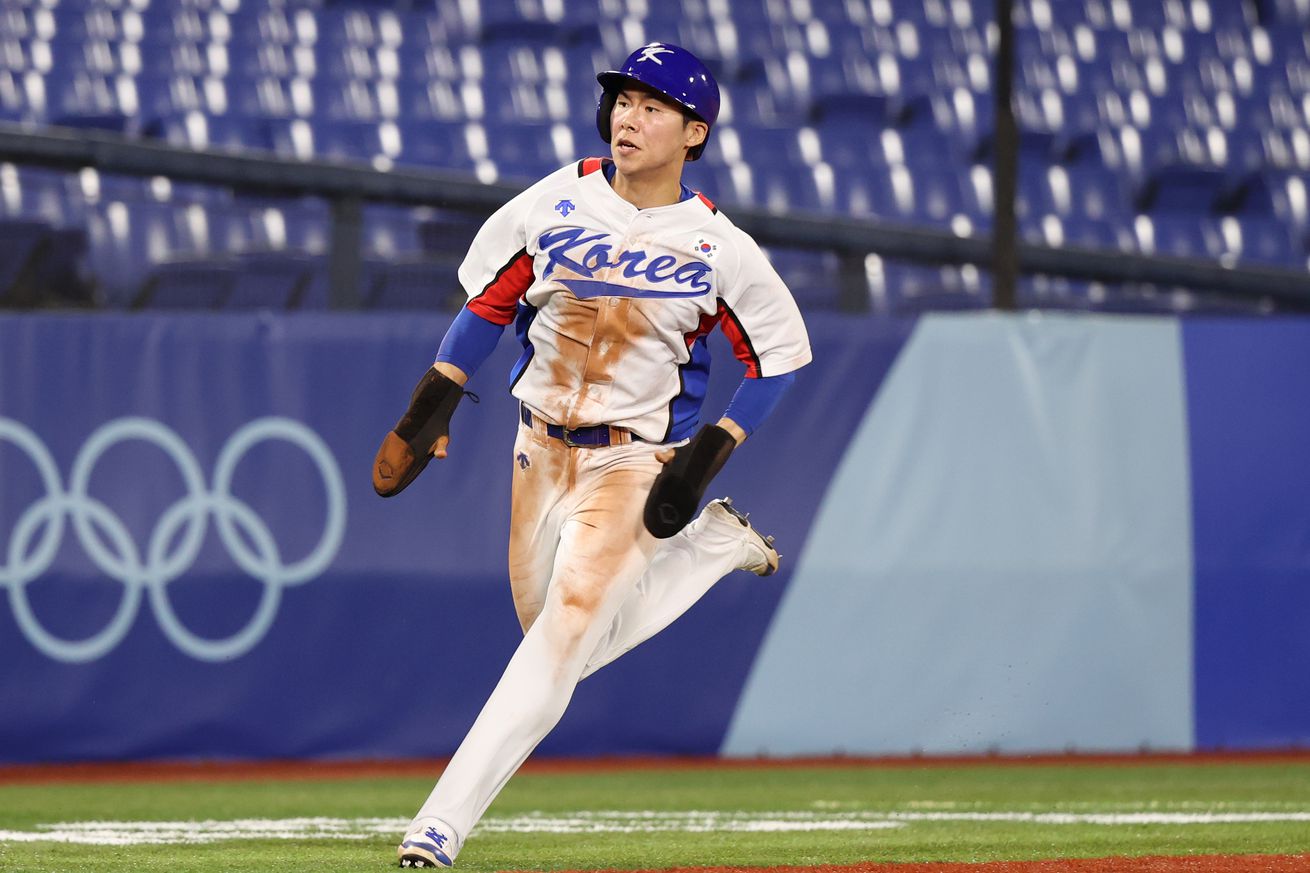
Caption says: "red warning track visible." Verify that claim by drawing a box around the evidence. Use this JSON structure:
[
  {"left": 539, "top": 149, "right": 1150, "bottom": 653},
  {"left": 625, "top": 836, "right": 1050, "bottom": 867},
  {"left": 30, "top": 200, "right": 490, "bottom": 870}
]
[
  {"left": 542, "top": 858, "right": 1308, "bottom": 873},
  {"left": 1, "top": 751, "right": 1308, "bottom": 785}
]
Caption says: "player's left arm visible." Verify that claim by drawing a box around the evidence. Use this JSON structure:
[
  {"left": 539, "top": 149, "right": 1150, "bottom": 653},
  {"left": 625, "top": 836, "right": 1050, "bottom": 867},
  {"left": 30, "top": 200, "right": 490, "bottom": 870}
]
[
  {"left": 708, "top": 226, "right": 812, "bottom": 443},
  {"left": 644, "top": 230, "right": 811, "bottom": 536}
]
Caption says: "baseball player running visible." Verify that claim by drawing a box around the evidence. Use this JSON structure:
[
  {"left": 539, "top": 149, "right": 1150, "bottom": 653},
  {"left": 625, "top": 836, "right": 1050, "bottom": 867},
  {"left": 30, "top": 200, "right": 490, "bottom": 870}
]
[{"left": 375, "top": 42, "right": 812, "bottom": 868}]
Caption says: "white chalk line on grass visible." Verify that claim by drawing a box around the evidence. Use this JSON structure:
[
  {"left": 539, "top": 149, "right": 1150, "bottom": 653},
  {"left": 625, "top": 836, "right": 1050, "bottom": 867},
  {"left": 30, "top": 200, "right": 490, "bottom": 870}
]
[{"left": 3, "top": 809, "right": 1310, "bottom": 845}]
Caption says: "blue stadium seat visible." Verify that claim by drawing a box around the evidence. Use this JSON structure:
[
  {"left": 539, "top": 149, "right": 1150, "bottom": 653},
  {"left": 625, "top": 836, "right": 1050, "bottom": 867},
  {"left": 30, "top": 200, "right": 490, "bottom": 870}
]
[
  {"left": 483, "top": 120, "right": 573, "bottom": 181},
  {"left": 365, "top": 255, "right": 463, "bottom": 310},
  {"left": 228, "top": 75, "right": 314, "bottom": 119},
  {"left": 1259, "top": 0, "right": 1310, "bottom": 25},
  {"left": 734, "top": 124, "right": 811, "bottom": 171},
  {"left": 1016, "top": 164, "right": 1058, "bottom": 219},
  {"left": 362, "top": 204, "right": 422, "bottom": 258},
  {"left": 316, "top": 43, "right": 388, "bottom": 81},
  {"left": 394, "top": 119, "right": 479, "bottom": 172},
  {"left": 316, "top": 7, "right": 391, "bottom": 48},
  {"left": 0, "top": 166, "right": 82, "bottom": 226},
  {"left": 1138, "top": 214, "right": 1225, "bottom": 259},
  {"left": 814, "top": 116, "right": 893, "bottom": 171},
  {"left": 134, "top": 72, "right": 228, "bottom": 119},
  {"left": 396, "top": 42, "right": 465, "bottom": 84},
  {"left": 1224, "top": 125, "right": 1282, "bottom": 171},
  {"left": 678, "top": 163, "right": 747, "bottom": 209},
  {"left": 138, "top": 7, "right": 218, "bottom": 46},
  {"left": 875, "top": 256, "right": 991, "bottom": 315},
  {"left": 1136, "top": 164, "right": 1230, "bottom": 213},
  {"left": 136, "top": 41, "right": 217, "bottom": 79},
  {"left": 312, "top": 77, "right": 398, "bottom": 120},
  {"left": 417, "top": 210, "right": 483, "bottom": 258},
  {"left": 224, "top": 251, "right": 318, "bottom": 309},
  {"left": 762, "top": 247, "right": 844, "bottom": 310},
  {"left": 208, "top": 195, "right": 331, "bottom": 256},
  {"left": 143, "top": 110, "right": 267, "bottom": 153},
  {"left": 262, "top": 117, "right": 317, "bottom": 160},
  {"left": 136, "top": 258, "right": 238, "bottom": 309},
  {"left": 491, "top": 79, "right": 570, "bottom": 123},
  {"left": 227, "top": 40, "right": 311, "bottom": 80},
  {"left": 313, "top": 118, "right": 401, "bottom": 164},
  {"left": 1045, "top": 163, "right": 1132, "bottom": 223},
  {"left": 805, "top": 52, "right": 885, "bottom": 104},
  {"left": 1220, "top": 215, "right": 1303, "bottom": 267},
  {"left": 398, "top": 77, "right": 482, "bottom": 121},
  {"left": 1228, "top": 169, "right": 1310, "bottom": 233},
  {"left": 229, "top": 7, "right": 303, "bottom": 48},
  {"left": 0, "top": 218, "right": 55, "bottom": 303},
  {"left": 895, "top": 163, "right": 967, "bottom": 225},
  {"left": 733, "top": 55, "right": 812, "bottom": 123},
  {"left": 52, "top": 6, "right": 139, "bottom": 43},
  {"left": 0, "top": 68, "right": 45, "bottom": 123},
  {"left": 748, "top": 164, "right": 826, "bottom": 213}
]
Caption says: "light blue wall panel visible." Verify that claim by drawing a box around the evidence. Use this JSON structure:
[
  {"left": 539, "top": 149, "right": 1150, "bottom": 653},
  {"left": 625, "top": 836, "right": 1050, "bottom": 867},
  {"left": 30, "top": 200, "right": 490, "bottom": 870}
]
[{"left": 723, "top": 313, "right": 1194, "bottom": 756}]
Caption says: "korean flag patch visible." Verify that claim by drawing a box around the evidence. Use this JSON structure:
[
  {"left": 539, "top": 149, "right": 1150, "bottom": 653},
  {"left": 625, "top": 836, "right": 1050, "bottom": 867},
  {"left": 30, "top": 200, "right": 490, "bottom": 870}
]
[{"left": 694, "top": 237, "right": 719, "bottom": 260}]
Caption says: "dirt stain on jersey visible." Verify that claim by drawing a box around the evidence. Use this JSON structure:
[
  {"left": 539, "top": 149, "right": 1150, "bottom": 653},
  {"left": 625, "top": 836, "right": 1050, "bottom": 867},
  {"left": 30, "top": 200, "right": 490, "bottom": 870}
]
[
  {"left": 541, "top": 292, "right": 598, "bottom": 427},
  {"left": 542, "top": 291, "right": 655, "bottom": 428}
]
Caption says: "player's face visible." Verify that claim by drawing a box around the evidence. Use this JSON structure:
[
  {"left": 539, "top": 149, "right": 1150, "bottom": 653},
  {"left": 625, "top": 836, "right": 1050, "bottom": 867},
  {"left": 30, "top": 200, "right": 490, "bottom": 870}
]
[{"left": 609, "top": 88, "right": 706, "bottom": 177}]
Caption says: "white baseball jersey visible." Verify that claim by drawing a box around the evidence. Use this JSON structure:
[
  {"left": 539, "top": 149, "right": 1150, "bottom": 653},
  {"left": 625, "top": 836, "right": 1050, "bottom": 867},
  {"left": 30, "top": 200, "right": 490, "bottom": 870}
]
[{"left": 458, "top": 157, "right": 812, "bottom": 443}]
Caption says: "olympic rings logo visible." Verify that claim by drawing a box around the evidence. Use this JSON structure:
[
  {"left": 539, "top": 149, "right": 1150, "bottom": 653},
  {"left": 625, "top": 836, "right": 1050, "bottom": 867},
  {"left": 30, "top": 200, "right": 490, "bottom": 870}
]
[{"left": 0, "top": 417, "right": 346, "bottom": 663}]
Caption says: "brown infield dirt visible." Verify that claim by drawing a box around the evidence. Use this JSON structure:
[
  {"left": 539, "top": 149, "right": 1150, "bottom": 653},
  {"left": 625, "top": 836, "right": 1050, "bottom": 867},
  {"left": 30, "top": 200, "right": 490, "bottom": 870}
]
[{"left": 1, "top": 750, "right": 1308, "bottom": 785}]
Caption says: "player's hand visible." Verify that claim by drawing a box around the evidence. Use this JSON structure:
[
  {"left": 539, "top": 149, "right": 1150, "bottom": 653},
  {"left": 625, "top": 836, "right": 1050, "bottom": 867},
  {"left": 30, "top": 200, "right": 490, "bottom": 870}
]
[
  {"left": 654, "top": 419, "right": 742, "bottom": 465},
  {"left": 372, "top": 366, "right": 471, "bottom": 497},
  {"left": 643, "top": 423, "right": 738, "bottom": 538}
]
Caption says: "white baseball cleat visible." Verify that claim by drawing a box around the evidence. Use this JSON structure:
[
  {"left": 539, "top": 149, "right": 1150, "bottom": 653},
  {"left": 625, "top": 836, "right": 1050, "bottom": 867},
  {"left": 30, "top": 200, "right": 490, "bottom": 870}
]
[
  {"left": 397, "top": 818, "right": 457, "bottom": 868},
  {"left": 705, "top": 497, "right": 780, "bottom": 577}
]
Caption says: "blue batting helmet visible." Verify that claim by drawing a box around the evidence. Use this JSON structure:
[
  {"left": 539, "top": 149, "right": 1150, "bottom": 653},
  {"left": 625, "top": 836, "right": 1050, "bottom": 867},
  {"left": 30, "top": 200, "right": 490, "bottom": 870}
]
[{"left": 596, "top": 42, "right": 720, "bottom": 161}]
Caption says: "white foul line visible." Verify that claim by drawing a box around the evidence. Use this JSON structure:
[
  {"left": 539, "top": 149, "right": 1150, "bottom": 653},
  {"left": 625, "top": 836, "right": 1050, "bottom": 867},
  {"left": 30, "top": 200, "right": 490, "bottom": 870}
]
[{"left": 3, "top": 809, "right": 1310, "bottom": 845}]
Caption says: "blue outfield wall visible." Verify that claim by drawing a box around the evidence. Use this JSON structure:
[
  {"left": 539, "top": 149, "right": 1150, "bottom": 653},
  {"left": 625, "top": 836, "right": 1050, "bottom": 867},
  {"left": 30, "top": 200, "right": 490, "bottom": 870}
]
[{"left": 0, "top": 311, "right": 1307, "bottom": 763}]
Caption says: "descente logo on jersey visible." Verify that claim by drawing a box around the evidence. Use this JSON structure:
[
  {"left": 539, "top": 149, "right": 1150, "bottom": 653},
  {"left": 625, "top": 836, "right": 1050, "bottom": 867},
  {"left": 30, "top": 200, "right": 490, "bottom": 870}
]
[{"left": 538, "top": 227, "right": 713, "bottom": 299}]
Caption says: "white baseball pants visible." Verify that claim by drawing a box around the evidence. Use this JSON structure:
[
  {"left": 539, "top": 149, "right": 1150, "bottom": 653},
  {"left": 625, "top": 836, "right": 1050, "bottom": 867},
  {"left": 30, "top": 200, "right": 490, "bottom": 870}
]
[{"left": 408, "top": 421, "right": 760, "bottom": 855}]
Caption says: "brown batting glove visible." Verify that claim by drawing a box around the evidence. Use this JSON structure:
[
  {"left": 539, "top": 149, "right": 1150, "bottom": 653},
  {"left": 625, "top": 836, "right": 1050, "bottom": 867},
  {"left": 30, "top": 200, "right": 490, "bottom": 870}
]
[{"left": 373, "top": 367, "right": 470, "bottom": 498}]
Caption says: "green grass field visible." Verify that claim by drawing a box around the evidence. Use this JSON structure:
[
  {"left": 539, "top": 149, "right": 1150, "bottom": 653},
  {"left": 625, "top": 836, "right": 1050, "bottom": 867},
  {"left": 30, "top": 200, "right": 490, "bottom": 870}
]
[{"left": 2, "top": 759, "right": 1309, "bottom": 872}]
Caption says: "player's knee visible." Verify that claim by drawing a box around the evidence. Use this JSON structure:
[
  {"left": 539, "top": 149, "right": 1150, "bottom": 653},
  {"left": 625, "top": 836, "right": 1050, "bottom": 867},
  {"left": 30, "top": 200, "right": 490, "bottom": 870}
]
[{"left": 549, "top": 579, "right": 606, "bottom": 640}]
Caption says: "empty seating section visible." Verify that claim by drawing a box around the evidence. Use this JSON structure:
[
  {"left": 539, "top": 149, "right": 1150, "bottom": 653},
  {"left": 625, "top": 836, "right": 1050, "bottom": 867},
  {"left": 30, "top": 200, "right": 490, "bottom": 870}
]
[{"left": 1, "top": 0, "right": 1309, "bottom": 311}]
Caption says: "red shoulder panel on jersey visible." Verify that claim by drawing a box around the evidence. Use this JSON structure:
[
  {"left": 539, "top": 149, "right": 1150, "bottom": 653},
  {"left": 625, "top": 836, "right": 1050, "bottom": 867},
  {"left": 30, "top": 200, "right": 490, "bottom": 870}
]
[
  {"left": 683, "top": 306, "right": 723, "bottom": 349},
  {"left": 468, "top": 248, "right": 533, "bottom": 326},
  {"left": 695, "top": 191, "right": 717, "bottom": 213},
  {"left": 579, "top": 157, "right": 606, "bottom": 176},
  {"left": 718, "top": 301, "right": 763, "bottom": 378},
  {"left": 685, "top": 301, "right": 762, "bottom": 378}
]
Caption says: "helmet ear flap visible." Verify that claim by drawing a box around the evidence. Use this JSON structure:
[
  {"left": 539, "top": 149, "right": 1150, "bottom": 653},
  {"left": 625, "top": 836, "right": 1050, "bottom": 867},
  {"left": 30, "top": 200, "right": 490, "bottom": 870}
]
[{"left": 595, "top": 90, "right": 618, "bottom": 145}]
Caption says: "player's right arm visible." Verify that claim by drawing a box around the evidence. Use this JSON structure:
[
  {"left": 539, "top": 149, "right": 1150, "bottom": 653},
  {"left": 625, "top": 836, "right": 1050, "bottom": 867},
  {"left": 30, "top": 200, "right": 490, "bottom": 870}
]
[{"left": 373, "top": 168, "right": 562, "bottom": 496}]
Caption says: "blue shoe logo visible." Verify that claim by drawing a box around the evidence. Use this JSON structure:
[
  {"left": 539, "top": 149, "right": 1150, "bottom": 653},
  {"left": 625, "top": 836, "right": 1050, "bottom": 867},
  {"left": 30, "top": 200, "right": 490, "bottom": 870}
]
[{"left": 424, "top": 826, "right": 448, "bottom": 848}]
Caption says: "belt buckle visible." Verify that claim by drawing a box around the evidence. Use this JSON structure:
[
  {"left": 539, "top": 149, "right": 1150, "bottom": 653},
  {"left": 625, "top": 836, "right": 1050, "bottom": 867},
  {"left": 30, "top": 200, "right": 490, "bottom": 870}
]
[{"left": 562, "top": 427, "right": 582, "bottom": 448}]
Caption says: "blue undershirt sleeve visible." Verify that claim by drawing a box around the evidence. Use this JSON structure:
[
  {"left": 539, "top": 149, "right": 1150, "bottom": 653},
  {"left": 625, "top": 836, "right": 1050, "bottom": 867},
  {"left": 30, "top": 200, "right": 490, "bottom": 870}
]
[
  {"left": 722, "top": 371, "right": 796, "bottom": 437},
  {"left": 435, "top": 306, "right": 506, "bottom": 377}
]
